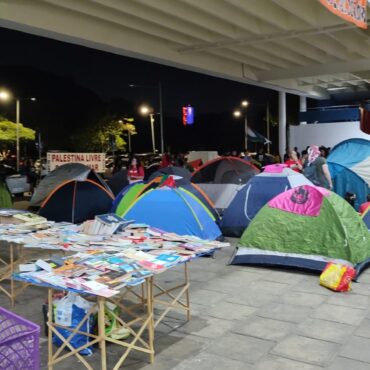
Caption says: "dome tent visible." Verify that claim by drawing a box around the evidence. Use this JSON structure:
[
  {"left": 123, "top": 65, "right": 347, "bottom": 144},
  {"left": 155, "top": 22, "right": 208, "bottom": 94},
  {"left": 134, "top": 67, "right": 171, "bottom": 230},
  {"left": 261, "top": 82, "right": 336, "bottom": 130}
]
[
  {"left": 191, "top": 157, "right": 259, "bottom": 212},
  {"left": 327, "top": 138, "right": 370, "bottom": 210},
  {"left": 112, "top": 175, "right": 219, "bottom": 221},
  {"left": 220, "top": 165, "right": 312, "bottom": 237},
  {"left": 232, "top": 185, "right": 370, "bottom": 277},
  {"left": 111, "top": 182, "right": 146, "bottom": 217},
  {"left": 149, "top": 166, "right": 192, "bottom": 182},
  {"left": 31, "top": 163, "right": 110, "bottom": 208},
  {"left": 120, "top": 187, "right": 221, "bottom": 240},
  {"left": 39, "top": 179, "right": 114, "bottom": 223}
]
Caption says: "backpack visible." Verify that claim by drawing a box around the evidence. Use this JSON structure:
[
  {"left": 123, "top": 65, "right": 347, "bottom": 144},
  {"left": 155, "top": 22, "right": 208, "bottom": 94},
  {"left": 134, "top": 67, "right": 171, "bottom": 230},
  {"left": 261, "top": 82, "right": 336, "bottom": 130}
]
[{"left": 303, "top": 162, "right": 321, "bottom": 186}]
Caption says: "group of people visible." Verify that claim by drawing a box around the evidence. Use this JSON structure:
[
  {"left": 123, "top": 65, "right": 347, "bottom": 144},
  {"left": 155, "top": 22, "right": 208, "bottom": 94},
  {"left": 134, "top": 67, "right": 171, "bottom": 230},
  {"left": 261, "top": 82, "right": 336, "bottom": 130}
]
[
  {"left": 111, "top": 152, "right": 194, "bottom": 184},
  {"left": 283, "top": 145, "right": 332, "bottom": 190}
]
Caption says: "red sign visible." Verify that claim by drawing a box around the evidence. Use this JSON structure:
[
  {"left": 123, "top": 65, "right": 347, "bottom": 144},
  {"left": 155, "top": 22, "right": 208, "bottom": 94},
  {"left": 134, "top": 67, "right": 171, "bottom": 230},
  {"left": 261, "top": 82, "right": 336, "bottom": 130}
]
[{"left": 320, "top": 0, "right": 367, "bottom": 29}]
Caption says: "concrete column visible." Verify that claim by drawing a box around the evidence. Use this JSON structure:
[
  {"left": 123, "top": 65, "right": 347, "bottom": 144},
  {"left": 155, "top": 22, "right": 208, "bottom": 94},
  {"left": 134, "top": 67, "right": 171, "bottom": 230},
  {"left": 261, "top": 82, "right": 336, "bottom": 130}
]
[
  {"left": 300, "top": 95, "right": 307, "bottom": 124},
  {"left": 279, "top": 91, "right": 286, "bottom": 162}
]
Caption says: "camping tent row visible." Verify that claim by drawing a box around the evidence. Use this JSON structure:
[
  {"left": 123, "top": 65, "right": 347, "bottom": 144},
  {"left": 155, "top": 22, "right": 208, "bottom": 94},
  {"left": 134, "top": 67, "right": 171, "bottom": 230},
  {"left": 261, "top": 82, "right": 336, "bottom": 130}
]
[{"left": 34, "top": 163, "right": 221, "bottom": 240}]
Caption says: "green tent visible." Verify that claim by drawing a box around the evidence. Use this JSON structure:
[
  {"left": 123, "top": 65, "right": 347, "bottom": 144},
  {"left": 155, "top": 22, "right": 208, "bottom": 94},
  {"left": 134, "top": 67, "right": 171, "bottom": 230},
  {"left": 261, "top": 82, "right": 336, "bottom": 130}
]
[
  {"left": 114, "top": 183, "right": 146, "bottom": 217},
  {"left": 232, "top": 185, "right": 370, "bottom": 276}
]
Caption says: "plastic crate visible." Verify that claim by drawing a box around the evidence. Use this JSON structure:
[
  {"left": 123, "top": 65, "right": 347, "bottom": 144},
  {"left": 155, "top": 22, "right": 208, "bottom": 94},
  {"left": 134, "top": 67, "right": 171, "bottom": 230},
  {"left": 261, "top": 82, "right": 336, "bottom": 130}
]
[{"left": 0, "top": 307, "right": 40, "bottom": 370}]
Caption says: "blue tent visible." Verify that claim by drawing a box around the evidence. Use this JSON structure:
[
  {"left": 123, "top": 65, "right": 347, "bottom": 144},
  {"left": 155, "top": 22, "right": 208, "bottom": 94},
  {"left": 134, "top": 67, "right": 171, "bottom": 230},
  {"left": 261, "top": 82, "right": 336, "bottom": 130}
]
[
  {"left": 362, "top": 209, "right": 370, "bottom": 230},
  {"left": 328, "top": 138, "right": 370, "bottom": 210},
  {"left": 111, "top": 181, "right": 144, "bottom": 213},
  {"left": 220, "top": 166, "right": 312, "bottom": 236},
  {"left": 121, "top": 187, "right": 221, "bottom": 240}
]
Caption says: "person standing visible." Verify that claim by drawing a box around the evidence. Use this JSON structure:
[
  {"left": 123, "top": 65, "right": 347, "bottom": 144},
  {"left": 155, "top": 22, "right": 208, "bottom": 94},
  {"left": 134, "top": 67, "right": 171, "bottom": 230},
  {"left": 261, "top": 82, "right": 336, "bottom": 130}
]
[
  {"left": 285, "top": 150, "right": 302, "bottom": 173},
  {"left": 303, "top": 145, "right": 333, "bottom": 189},
  {"left": 128, "top": 156, "right": 144, "bottom": 183}
]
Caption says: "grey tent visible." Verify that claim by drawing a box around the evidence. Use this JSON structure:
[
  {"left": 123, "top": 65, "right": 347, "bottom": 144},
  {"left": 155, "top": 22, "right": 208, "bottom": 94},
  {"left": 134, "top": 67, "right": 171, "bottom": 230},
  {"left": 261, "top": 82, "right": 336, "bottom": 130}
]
[
  {"left": 107, "top": 169, "right": 129, "bottom": 196},
  {"left": 149, "top": 166, "right": 192, "bottom": 181},
  {"left": 191, "top": 157, "right": 260, "bottom": 213},
  {"left": 30, "top": 163, "right": 111, "bottom": 208}
]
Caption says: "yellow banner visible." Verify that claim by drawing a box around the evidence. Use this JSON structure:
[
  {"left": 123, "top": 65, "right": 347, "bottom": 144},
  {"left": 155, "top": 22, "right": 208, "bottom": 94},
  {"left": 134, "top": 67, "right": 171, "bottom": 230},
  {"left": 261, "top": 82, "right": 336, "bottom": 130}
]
[{"left": 320, "top": 0, "right": 367, "bottom": 29}]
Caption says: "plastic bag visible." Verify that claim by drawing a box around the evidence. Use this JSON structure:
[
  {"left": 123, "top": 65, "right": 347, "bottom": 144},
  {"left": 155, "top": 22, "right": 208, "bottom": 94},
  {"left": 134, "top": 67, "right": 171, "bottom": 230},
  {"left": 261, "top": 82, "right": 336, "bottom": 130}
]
[
  {"left": 103, "top": 301, "right": 130, "bottom": 340},
  {"left": 52, "top": 293, "right": 96, "bottom": 356},
  {"left": 319, "top": 262, "right": 356, "bottom": 292}
]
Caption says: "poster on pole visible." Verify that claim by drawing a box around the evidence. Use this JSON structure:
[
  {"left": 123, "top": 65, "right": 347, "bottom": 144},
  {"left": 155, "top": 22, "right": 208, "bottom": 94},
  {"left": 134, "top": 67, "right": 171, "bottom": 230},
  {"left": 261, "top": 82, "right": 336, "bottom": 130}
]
[
  {"left": 320, "top": 0, "right": 367, "bottom": 29},
  {"left": 47, "top": 152, "right": 106, "bottom": 172}
]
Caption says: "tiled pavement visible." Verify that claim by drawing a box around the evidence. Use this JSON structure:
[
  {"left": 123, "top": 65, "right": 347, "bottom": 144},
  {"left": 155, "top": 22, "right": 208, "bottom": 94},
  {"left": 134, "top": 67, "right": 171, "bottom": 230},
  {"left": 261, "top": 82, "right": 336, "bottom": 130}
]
[{"left": 2, "top": 239, "right": 370, "bottom": 369}]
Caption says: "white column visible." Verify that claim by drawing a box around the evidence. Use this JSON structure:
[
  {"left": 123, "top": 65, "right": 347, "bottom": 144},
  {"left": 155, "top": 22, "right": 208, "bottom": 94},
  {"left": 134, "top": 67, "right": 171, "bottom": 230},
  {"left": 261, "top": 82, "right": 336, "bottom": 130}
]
[
  {"left": 300, "top": 95, "right": 307, "bottom": 124},
  {"left": 279, "top": 91, "right": 286, "bottom": 162}
]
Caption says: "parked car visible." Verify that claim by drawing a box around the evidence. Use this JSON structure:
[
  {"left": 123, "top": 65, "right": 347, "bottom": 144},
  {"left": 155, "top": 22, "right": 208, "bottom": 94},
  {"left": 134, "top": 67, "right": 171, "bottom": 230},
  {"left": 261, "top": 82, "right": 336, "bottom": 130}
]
[{"left": 0, "top": 164, "right": 31, "bottom": 196}]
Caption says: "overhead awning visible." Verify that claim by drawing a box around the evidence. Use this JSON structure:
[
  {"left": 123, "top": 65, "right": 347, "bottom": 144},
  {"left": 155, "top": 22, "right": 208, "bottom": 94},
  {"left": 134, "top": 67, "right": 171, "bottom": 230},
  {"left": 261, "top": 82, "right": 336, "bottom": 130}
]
[{"left": 1, "top": 0, "right": 370, "bottom": 100}]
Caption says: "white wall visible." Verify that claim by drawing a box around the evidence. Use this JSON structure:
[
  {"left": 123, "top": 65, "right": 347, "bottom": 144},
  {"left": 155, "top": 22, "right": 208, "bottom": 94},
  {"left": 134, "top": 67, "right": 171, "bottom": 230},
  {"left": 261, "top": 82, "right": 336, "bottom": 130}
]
[{"left": 289, "top": 121, "right": 370, "bottom": 150}]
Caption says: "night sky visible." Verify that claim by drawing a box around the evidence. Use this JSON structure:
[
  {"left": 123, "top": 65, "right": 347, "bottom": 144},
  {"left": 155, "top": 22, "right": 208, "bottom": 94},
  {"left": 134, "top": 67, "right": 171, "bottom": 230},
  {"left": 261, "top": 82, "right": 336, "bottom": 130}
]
[{"left": 0, "top": 27, "right": 302, "bottom": 155}]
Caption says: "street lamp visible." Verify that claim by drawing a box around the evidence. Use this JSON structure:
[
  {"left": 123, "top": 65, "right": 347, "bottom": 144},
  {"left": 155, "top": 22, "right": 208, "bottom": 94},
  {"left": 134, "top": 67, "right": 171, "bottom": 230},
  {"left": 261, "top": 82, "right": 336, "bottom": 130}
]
[
  {"left": 129, "top": 82, "right": 164, "bottom": 153},
  {"left": 0, "top": 89, "right": 36, "bottom": 171},
  {"left": 139, "top": 105, "right": 158, "bottom": 154},
  {"left": 233, "top": 100, "right": 249, "bottom": 150}
]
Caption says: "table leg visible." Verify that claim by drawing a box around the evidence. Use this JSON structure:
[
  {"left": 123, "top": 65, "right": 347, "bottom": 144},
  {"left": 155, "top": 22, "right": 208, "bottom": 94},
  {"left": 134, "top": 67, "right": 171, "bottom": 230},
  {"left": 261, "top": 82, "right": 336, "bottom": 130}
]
[
  {"left": 98, "top": 297, "right": 107, "bottom": 370},
  {"left": 147, "top": 277, "right": 155, "bottom": 364},
  {"left": 9, "top": 243, "right": 14, "bottom": 307},
  {"left": 48, "top": 288, "right": 53, "bottom": 370},
  {"left": 184, "top": 262, "right": 191, "bottom": 322}
]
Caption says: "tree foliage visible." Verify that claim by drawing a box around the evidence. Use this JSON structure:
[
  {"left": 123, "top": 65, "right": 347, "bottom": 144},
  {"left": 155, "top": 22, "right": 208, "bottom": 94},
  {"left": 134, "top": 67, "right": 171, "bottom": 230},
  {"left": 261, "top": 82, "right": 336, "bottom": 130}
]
[
  {"left": 72, "top": 116, "right": 136, "bottom": 152},
  {"left": 0, "top": 117, "right": 36, "bottom": 142}
]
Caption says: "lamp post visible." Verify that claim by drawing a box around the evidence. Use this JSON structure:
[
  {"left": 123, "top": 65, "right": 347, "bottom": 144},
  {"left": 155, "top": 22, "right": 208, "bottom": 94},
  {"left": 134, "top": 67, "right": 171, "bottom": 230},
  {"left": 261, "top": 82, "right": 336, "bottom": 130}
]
[
  {"left": 140, "top": 105, "right": 158, "bottom": 153},
  {"left": 129, "top": 82, "right": 164, "bottom": 153},
  {"left": 233, "top": 100, "right": 249, "bottom": 150},
  {"left": 233, "top": 100, "right": 272, "bottom": 153}
]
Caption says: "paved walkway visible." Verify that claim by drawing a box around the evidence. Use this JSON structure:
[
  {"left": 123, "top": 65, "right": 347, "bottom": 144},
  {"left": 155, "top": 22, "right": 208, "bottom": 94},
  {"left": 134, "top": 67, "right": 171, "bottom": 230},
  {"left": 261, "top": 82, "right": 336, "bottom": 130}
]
[{"left": 2, "top": 239, "right": 370, "bottom": 369}]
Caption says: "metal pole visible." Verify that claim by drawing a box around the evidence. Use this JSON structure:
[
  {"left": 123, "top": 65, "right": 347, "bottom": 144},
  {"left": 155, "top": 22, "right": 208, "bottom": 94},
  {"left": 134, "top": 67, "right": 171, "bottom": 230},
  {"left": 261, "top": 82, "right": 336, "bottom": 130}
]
[
  {"left": 38, "top": 132, "right": 42, "bottom": 180},
  {"left": 279, "top": 91, "right": 287, "bottom": 162},
  {"left": 299, "top": 96, "right": 307, "bottom": 124},
  {"left": 266, "top": 102, "right": 270, "bottom": 154},
  {"left": 244, "top": 112, "right": 248, "bottom": 150},
  {"left": 150, "top": 114, "right": 156, "bottom": 153},
  {"left": 38, "top": 132, "right": 42, "bottom": 162},
  {"left": 128, "top": 131, "right": 131, "bottom": 153},
  {"left": 158, "top": 81, "right": 164, "bottom": 153},
  {"left": 16, "top": 98, "right": 20, "bottom": 172}
]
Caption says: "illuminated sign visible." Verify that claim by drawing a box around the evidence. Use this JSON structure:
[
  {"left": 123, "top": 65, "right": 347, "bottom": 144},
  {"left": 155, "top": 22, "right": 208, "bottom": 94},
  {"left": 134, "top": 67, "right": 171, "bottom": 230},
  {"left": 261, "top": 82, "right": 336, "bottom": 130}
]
[{"left": 182, "top": 105, "right": 194, "bottom": 126}]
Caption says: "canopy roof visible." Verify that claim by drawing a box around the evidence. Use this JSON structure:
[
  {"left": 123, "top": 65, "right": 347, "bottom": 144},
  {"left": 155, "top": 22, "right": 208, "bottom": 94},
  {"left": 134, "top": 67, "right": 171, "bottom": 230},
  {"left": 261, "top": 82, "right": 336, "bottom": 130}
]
[{"left": 2, "top": 1, "right": 370, "bottom": 99}]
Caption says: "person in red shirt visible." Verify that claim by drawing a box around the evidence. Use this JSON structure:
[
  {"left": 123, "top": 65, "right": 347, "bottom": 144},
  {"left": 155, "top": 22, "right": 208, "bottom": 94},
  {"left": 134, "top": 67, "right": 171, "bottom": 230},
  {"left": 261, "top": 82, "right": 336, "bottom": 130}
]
[
  {"left": 128, "top": 156, "right": 144, "bottom": 182},
  {"left": 359, "top": 194, "right": 370, "bottom": 214},
  {"left": 284, "top": 149, "right": 302, "bottom": 173}
]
